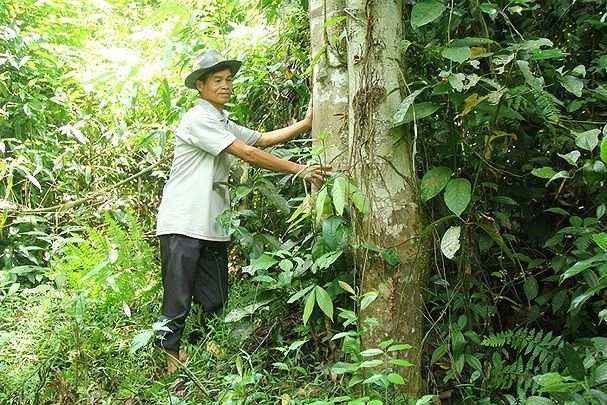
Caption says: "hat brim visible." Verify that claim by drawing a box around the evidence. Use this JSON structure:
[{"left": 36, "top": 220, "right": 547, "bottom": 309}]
[{"left": 184, "top": 60, "right": 242, "bottom": 89}]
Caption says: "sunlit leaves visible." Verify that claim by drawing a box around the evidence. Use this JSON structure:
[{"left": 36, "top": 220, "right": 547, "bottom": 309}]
[
  {"left": 574, "top": 129, "right": 600, "bottom": 151},
  {"left": 440, "top": 226, "right": 461, "bottom": 259},
  {"left": 420, "top": 166, "right": 451, "bottom": 202},
  {"left": 441, "top": 47, "right": 471, "bottom": 63}
]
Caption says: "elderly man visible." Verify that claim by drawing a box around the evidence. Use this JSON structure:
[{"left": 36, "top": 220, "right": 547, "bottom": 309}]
[{"left": 154, "top": 49, "right": 328, "bottom": 373}]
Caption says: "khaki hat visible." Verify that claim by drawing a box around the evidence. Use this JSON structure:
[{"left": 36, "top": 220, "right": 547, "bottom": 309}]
[{"left": 184, "top": 49, "right": 242, "bottom": 89}]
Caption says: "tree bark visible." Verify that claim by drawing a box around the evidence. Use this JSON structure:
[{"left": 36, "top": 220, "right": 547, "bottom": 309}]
[{"left": 310, "top": 0, "right": 428, "bottom": 395}]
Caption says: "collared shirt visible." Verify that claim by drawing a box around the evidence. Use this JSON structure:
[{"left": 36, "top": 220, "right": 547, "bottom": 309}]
[{"left": 156, "top": 99, "right": 261, "bottom": 241}]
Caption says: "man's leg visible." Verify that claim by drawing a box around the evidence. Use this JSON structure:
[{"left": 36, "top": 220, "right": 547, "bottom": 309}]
[
  {"left": 193, "top": 241, "right": 229, "bottom": 317},
  {"left": 154, "top": 234, "right": 201, "bottom": 372}
]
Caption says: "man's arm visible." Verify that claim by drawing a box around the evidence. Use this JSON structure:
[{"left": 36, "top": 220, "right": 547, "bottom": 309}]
[
  {"left": 254, "top": 104, "right": 312, "bottom": 148},
  {"left": 225, "top": 138, "right": 329, "bottom": 186}
]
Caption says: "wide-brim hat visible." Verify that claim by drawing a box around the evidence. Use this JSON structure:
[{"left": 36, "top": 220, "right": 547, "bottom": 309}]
[{"left": 184, "top": 49, "right": 242, "bottom": 89}]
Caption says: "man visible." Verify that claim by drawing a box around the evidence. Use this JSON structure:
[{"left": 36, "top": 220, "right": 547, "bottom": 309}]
[{"left": 154, "top": 49, "right": 329, "bottom": 373}]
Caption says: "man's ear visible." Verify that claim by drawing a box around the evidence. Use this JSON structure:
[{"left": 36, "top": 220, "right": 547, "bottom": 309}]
[{"left": 195, "top": 79, "right": 203, "bottom": 92}]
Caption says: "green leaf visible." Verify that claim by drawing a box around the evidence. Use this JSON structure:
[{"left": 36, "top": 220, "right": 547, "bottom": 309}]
[
  {"left": 241, "top": 254, "right": 277, "bottom": 275},
  {"left": 532, "top": 166, "right": 557, "bottom": 179},
  {"left": 560, "top": 75, "right": 584, "bottom": 97},
  {"left": 388, "top": 343, "right": 413, "bottom": 352},
  {"left": 561, "top": 253, "right": 607, "bottom": 281},
  {"left": 441, "top": 46, "right": 471, "bottom": 63},
  {"left": 312, "top": 250, "right": 343, "bottom": 272},
  {"left": 351, "top": 189, "right": 369, "bottom": 214},
  {"left": 394, "top": 102, "right": 439, "bottom": 126},
  {"left": 80, "top": 260, "right": 109, "bottom": 282},
  {"left": 322, "top": 216, "right": 348, "bottom": 250},
  {"left": 390, "top": 358, "right": 414, "bottom": 367},
  {"left": 332, "top": 175, "right": 348, "bottom": 216},
  {"left": 562, "top": 343, "right": 585, "bottom": 380},
  {"left": 574, "top": 129, "right": 600, "bottom": 151},
  {"left": 381, "top": 248, "right": 401, "bottom": 266},
  {"left": 420, "top": 166, "right": 452, "bottom": 202},
  {"left": 224, "top": 299, "right": 274, "bottom": 323},
  {"left": 338, "top": 280, "right": 356, "bottom": 295},
  {"left": 411, "top": 0, "right": 446, "bottom": 28},
  {"left": 287, "top": 285, "right": 314, "bottom": 304},
  {"left": 444, "top": 178, "right": 472, "bottom": 217},
  {"left": 315, "top": 187, "right": 330, "bottom": 222},
  {"left": 600, "top": 137, "right": 607, "bottom": 163},
  {"left": 323, "top": 15, "right": 347, "bottom": 27},
  {"left": 595, "top": 362, "right": 607, "bottom": 384},
  {"left": 440, "top": 226, "right": 461, "bottom": 259},
  {"left": 360, "top": 291, "right": 378, "bottom": 311},
  {"left": 393, "top": 88, "right": 425, "bottom": 127},
  {"left": 415, "top": 395, "right": 436, "bottom": 405},
  {"left": 360, "top": 348, "right": 383, "bottom": 356},
  {"left": 557, "top": 150, "right": 581, "bottom": 165},
  {"left": 593, "top": 233, "right": 607, "bottom": 252},
  {"left": 386, "top": 372, "right": 406, "bottom": 385},
  {"left": 479, "top": 3, "right": 498, "bottom": 19},
  {"left": 526, "top": 396, "right": 556, "bottom": 405},
  {"left": 359, "top": 359, "right": 383, "bottom": 368},
  {"left": 130, "top": 330, "right": 153, "bottom": 354},
  {"left": 524, "top": 276, "right": 539, "bottom": 301},
  {"left": 314, "top": 286, "right": 333, "bottom": 320},
  {"left": 303, "top": 289, "right": 316, "bottom": 325}
]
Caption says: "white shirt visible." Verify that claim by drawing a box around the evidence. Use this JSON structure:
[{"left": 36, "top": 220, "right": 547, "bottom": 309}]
[{"left": 156, "top": 99, "right": 261, "bottom": 241}]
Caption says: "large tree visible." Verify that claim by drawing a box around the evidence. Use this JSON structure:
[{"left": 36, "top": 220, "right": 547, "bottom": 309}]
[{"left": 309, "top": 0, "right": 428, "bottom": 394}]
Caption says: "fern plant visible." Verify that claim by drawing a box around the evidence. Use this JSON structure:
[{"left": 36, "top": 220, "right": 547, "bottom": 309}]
[{"left": 481, "top": 328, "right": 564, "bottom": 398}]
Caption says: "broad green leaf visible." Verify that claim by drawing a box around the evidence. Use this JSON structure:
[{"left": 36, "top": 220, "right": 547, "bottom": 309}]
[
  {"left": 546, "top": 170, "right": 570, "bottom": 186},
  {"left": 561, "top": 253, "right": 607, "bottom": 281},
  {"left": 360, "top": 291, "right": 378, "bottom": 311},
  {"left": 351, "top": 189, "right": 369, "bottom": 214},
  {"left": 332, "top": 175, "right": 348, "bottom": 215},
  {"left": 572, "top": 64, "right": 586, "bottom": 77},
  {"left": 224, "top": 299, "right": 274, "bottom": 323},
  {"left": 315, "top": 187, "right": 330, "bottom": 223},
  {"left": 411, "top": 0, "right": 446, "bottom": 29},
  {"left": 338, "top": 280, "right": 356, "bottom": 295},
  {"left": 444, "top": 178, "right": 472, "bottom": 217},
  {"left": 241, "top": 254, "right": 277, "bottom": 275},
  {"left": 388, "top": 343, "right": 413, "bottom": 352},
  {"left": 557, "top": 150, "right": 581, "bottom": 165},
  {"left": 379, "top": 339, "right": 394, "bottom": 349},
  {"left": 287, "top": 285, "right": 314, "bottom": 303},
  {"left": 562, "top": 343, "right": 585, "bottom": 380},
  {"left": 465, "top": 354, "right": 483, "bottom": 372},
  {"left": 323, "top": 15, "right": 347, "bottom": 27},
  {"left": 390, "top": 358, "right": 414, "bottom": 367},
  {"left": 560, "top": 75, "right": 584, "bottom": 97},
  {"left": 526, "top": 396, "right": 556, "bottom": 405},
  {"left": 523, "top": 276, "right": 538, "bottom": 301},
  {"left": 303, "top": 289, "right": 316, "bottom": 325},
  {"left": 393, "top": 88, "right": 425, "bottom": 127},
  {"left": 479, "top": 3, "right": 498, "bottom": 19},
  {"left": 381, "top": 248, "right": 401, "bottom": 266},
  {"left": 130, "top": 330, "right": 153, "bottom": 354},
  {"left": 440, "top": 226, "right": 461, "bottom": 259},
  {"left": 420, "top": 166, "right": 452, "bottom": 202},
  {"left": 386, "top": 372, "right": 406, "bottom": 385},
  {"left": 359, "top": 359, "right": 383, "bottom": 368},
  {"left": 601, "top": 137, "right": 607, "bottom": 163},
  {"left": 322, "top": 216, "right": 348, "bottom": 250},
  {"left": 593, "top": 233, "right": 607, "bottom": 252},
  {"left": 394, "top": 102, "right": 440, "bottom": 125},
  {"left": 415, "top": 395, "right": 436, "bottom": 405},
  {"left": 462, "top": 93, "right": 487, "bottom": 116},
  {"left": 532, "top": 166, "right": 557, "bottom": 179},
  {"left": 314, "top": 286, "right": 333, "bottom": 320},
  {"left": 312, "top": 250, "right": 343, "bottom": 272},
  {"left": 360, "top": 348, "right": 383, "bottom": 357},
  {"left": 441, "top": 46, "right": 471, "bottom": 63},
  {"left": 595, "top": 362, "right": 607, "bottom": 384},
  {"left": 574, "top": 129, "right": 600, "bottom": 151}
]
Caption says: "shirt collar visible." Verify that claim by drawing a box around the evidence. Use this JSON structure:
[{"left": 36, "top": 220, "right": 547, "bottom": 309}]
[{"left": 197, "top": 99, "right": 229, "bottom": 123}]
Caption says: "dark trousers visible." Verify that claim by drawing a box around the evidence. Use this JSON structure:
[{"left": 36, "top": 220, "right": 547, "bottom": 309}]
[{"left": 153, "top": 234, "right": 229, "bottom": 352}]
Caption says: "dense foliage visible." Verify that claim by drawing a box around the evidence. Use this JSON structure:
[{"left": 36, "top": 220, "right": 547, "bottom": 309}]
[{"left": 1, "top": 0, "right": 606, "bottom": 404}]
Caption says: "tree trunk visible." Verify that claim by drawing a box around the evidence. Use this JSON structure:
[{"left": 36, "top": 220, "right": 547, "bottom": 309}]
[{"left": 310, "top": 0, "right": 428, "bottom": 395}]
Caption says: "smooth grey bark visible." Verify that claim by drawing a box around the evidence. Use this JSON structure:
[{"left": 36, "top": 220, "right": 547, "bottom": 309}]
[{"left": 310, "top": 0, "right": 428, "bottom": 395}]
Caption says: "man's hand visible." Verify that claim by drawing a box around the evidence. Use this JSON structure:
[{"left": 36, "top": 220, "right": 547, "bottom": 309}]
[
  {"left": 297, "top": 164, "right": 332, "bottom": 187},
  {"left": 303, "top": 99, "right": 313, "bottom": 128}
]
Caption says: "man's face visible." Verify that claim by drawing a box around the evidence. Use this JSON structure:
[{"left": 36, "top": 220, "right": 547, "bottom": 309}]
[{"left": 196, "top": 68, "right": 234, "bottom": 109}]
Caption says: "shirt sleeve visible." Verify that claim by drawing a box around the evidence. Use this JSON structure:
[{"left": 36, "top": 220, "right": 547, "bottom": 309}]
[
  {"left": 226, "top": 120, "right": 261, "bottom": 146},
  {"left": 182, "top": 110, "right": 237, "bottom": 156}
]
